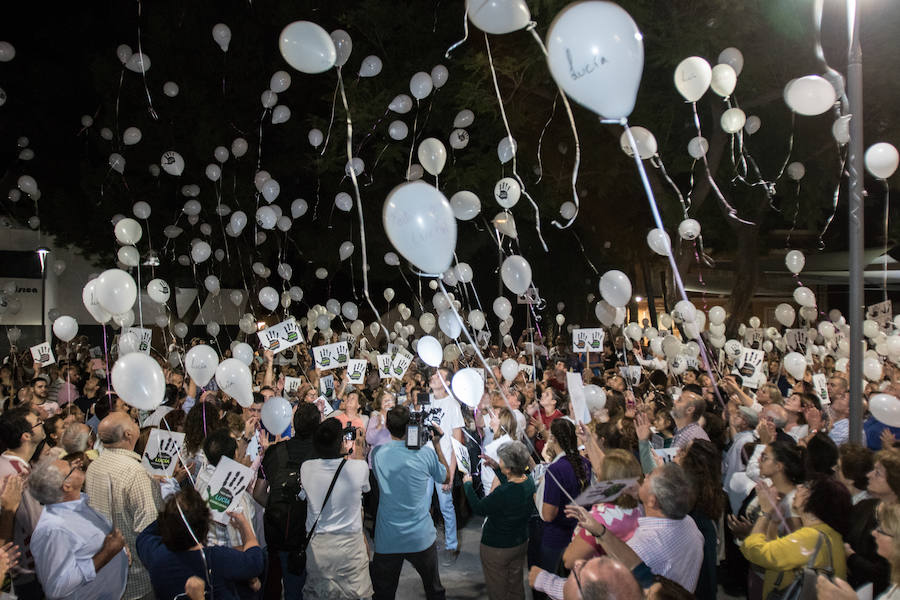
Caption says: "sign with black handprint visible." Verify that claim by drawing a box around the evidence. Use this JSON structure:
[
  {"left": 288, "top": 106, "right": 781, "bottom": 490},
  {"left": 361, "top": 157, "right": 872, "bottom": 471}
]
[
  {"left": 256, "top": 318, "right": 304, "bottom": 354},
  {"left": 141, "top": 429, "right": 186, "bottom": 477},
  {"left": 125, "top": 327, "right": 153, "bottom": 354},
  {"left": 284, "top": 376, "right": 303, "bottom": 394},
  {"left": 518, "top": 364, "right": 534, "bottom": 379},
  {"left": 377, "top": 354, "right": 393, "bottom": 380},
  {"left": 346, "top": 359, "right": 367, "bottom": 385},
  {"left": 387, "top": 343, "right": 399, "bottom": 361},
  {"left": 313, "top": 342, "right": 349, "bottom": 371},
  {"left": 812, "top": 373, "right": 831, "bottom": 405},
  {"left": 318, "top": 374, "right": 335, "bottom": 399},
  {"left": 391, "top": 348, "right": 413, "bottom": 379},
  {"left": 452, "top": 438, "right": 471, "bottom": 475},
  {"left": 572, "top": 328, "right": 605, "bottom": 353},
  {"left": 867, "top": 300, "right": 893, "bottom": 330},
  {"left": 204, "top": 456, "right": 253, "bottom": 525},
  {"left": 784, "top": 328, "right": 809, "bottom": 352},
  {"left": 743, "top": 327, "right": 765, "bottom": 350},
  {"left": 618, "top": 366, "right": 641, "bottom": 386},
  {"left": 738, "top": 348, "right": 765, "bottom": 389},
  {"left": 30, "top": 342, "right": 55, "bottom": 367}
]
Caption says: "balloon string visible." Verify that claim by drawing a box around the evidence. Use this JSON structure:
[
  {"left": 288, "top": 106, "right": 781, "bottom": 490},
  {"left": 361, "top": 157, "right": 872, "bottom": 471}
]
[
  {"left": 136, "top": 259, "right": 144, "bottom": 330},
  {"left": 484, "top": 34, "right": 548, "bottom": 252},
  {"left": 527, "top": 25, "right": 582, "bottom": 230},
  {"left": 114, "top": 70, "right": 125, "bottom": 149},
  {"left": 175, "top": 499, "right": 212, "bottom": 600},
  {"left": 407, "top": 101, "right": 420, "bottom": 178},
  {"left": 818, "top": 148, "right": 848, "bottom": 249},
  {"left": 444, "top": 7, "right": 470, "bottom": 58},
  {"left": 397, "top": 267, "right": 425, "bottom": 312},
  {"left": 336, "top": 64, "right": 391, "bottom": 340},
  {"left": 365, "top": 144, "right": 390, "bottom": 187},
  {"left": 320, "top": 73, "right": 340, "bottom": 156},
  {"left": 134, "top": 0, "right": 158, "bottom": 120},
  {"left": 354, "top": 108, "right": 390, "bottom": 156},
  {"left": 651, "top": 155, "right": 689, "bottom": 219},
  {"left": 884, "top": 180, "right": 890, "bottom": 302},
  {"left": 570, "top": 230, "right": 599, "bottom": 276},
  {"left": 619, "top": 122, "right": 726, "bottom": 409},
  {"left": 534, "top": 92, "right": 558, "bottom": 184},
  {"left": 786, "top": 183, "right": 802, "bottom": 249},
  {"left": 687, "top": 103, "right": 755, "bottom": 226},
  {"left": 774, "top": 112, "right": 796, "bottom": 182}
]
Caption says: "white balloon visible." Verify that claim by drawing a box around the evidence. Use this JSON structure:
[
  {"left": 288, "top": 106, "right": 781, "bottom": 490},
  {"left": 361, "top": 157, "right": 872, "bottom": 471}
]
[
  {"left": 117, "top": 246, "right": 139, "bottom": 267},
  {"left": 359, "top": 55, "right": 383, "bottom": 78},
  {"left": 215, "top": 358, "right": 253, "bottom": 407},
  {"left": 744, "top": 115, "right": 761, "bottom": 135},
  {"left": 160, "top": 151, "right": 185, "bottom": 176},
  {"left": 494, "top": 177, "right": 521, "bottom": 209},
  {"left": 123, "top": 127, "right": 142, "bottom": 146},
  {"left": 870, "top": 394, "right": 900, "bottom": 427},
  {"left": 125, "top": 53, "right": 151, "bottom": 73},
  {"left": 718, "top": 47, "right": 744, "bottom": 76},
  {"left": 500, "top": 358, "right": 519, "bottom": 383},
  {"left": 409, "top": 72, "right": 433, "bottom": 100},
  {"left": 279, "top": 21, "right": 336, "bottom": 74},
  {"left": 467, "top": 0, "right": 530, "bottom": 34},
  {"left": 114, "top": 218, "right": 143, "bottom": 244},
  {"left": 787, "top": 162, "right": 806, "bottom": 181},
  {"left": 418, "top": 138, "right": 447, "bottom": 176},
  {"left": 212, "top": 23, "right": 232, "bottom": 52},
  {"left": 330, "top": 29, "right": 352, "bottom": 68},
  {"left": 431, "top": 65, "right": 449, "bottom": 88},
  {"left": 545, "top": 1, "right": 643, "bottom": 119},
  {"left": 865, "top": 143, "right": 900, "bottom": 180},
  {"left": 272, "top": 105, "right": 291, "bottom": 124},
  {"left": 793, "top": 286, "right": 816, "bottom": 308},
  {"left": 186, "top": 344, "right": 219, "bottom": 387},
  {"left": 108, "top": 153, "right": 126, "bottom": 174},
  {"left": 112, "top": 353, "right": 165, "bottom": 410},
  {"left": 451, "top": 368, "right": 484, "bottom": 408},
  {"left": 52, "top": 316, "right": 78, "bottom": 342},
  {"left": 673, "top": 300, "right": 697, "bottom": 324},
  {"left": 417, "top": 335, "right": 443, "bottom": 367},
  {"left": 785, "top": 250, "right": 805, "bottom": 274},
  {"left": 383, "top": 181, "right": 456, "bottom": 274},
  {"left": 388, "top": 120, "right": 409, "bottom": 141},
  {"left": 335, "top": 192, "right": 353, "bottom": 212},
  {"left": 163, "top": 81, "right": 179, "bottom": 97},
  {"left": 389, "top": 94, "right": 413, "bottom": 114},
  {"left": 710, "top": 63, "right": 737, "bottom": 97},
  {"left": 438, "top": 310, "right": 462, "bottom": 339},
  {"left": 678, "top": 218, "right": 701, "bottom": 241},
  {"left": 720, "top": 108, "right": 746, "bottom": 134},
  {"left": 493, "top": 297, "right": 512, "bottom": 320},
  {"left": 307, "top": 129, "right": 324, "bottom": 147},
  {"left": 674, "top": 56, "right": 712, "bottom": 102},
  {"left": 497, "top": 136, "right": 517, "bottom": 164},
  {"left": 619, "top": 127, "right": 657, "bottom": 159},
  {"left": 832, "top": 115, "right": 851, "bottom": 145},
  {"left": 96, "top": 269, "right": 137, "bottom": 315},
  {"left": 453, "top": 109, "right": 475, "bottom": 128},
  {"left": 450, "top": 191, "right": 481, "bottom": 221},
  {"left": 232, "top": 342, "right": 253, "bottom": 365},
  {"left": 646, "top": 228, "right": 671, "bottom": 256},
  {"left": 560, "top": 201, "right": 577, "bottom": 220},
  {"left": 784, "top": 75, "right": 837, "bottom": 116},
  {"left": 339, "top": 241, "right": 355, "bottom": 261},
  {"left": 259, "top": 287, "right": 279, "bottom": 311},
  {"left": 599, "top": 270, "right": 632, "bottom": 308},
  {"left": 501, "top": 255, "right": 532, "bottom": 295}
]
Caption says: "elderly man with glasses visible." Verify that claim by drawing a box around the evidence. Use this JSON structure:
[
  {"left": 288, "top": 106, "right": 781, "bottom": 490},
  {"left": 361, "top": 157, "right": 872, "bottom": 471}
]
[{"left": 29, "top": 457, "right": 128, "bottom": 600}]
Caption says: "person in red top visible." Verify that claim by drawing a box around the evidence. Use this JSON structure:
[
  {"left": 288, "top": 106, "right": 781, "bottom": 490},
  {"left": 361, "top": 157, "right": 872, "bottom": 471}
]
[{"left": 526, "top": 387, "right": 564, "bottom": 453}]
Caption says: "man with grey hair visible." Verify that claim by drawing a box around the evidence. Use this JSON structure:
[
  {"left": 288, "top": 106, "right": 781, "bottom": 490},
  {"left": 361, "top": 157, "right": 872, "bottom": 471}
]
[
  {"left": 84, "top": 412, "right": 160, "bottom": 600},
  {"left": 30, "top": 456, "right": 128, "bottom": 600},
  {"left": 61, "top": 422, "right": 94, "bottom": 455},
  {"left": 627, "top": 463, "right": 703, "bottom": 591}
]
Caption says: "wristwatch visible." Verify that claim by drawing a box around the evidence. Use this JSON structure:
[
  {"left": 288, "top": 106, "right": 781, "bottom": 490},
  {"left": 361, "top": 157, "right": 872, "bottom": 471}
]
[{"left": 592, "top": 524, "right": 607, "bottom": 541}]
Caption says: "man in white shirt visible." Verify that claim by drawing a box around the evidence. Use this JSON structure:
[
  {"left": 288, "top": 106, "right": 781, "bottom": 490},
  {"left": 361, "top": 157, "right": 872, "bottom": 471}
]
[
  {"left": 426, "top": 367, "right": 464, "bottom": 565},
  {"left": 628, "top": 463, "right": 704, "bottom": 592}
]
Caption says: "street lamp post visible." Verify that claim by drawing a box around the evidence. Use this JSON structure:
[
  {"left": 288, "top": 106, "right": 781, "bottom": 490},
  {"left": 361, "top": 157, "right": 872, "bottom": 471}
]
[{"left": 36, "top": 246, "right": 50, "bottom": 342}]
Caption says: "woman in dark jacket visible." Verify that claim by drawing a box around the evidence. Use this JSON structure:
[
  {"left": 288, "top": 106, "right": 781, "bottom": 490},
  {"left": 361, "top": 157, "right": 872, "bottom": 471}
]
[{"left": 678, "top": 439, "right": 724, "bottom": 600}]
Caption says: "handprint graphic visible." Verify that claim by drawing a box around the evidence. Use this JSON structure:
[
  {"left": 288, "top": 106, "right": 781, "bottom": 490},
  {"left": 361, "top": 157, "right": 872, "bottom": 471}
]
[
  {"left": 207, "top": 471, "right": 247, "bottom": 512},
  {"left": 348, "top": 363, "right": 364, "bottom": 380},
  {"left": 144, "top": 437, "right": 179, "bottom": 472},
  {"left": 496, "top": 181, "right": 510, "bottom": 203}
]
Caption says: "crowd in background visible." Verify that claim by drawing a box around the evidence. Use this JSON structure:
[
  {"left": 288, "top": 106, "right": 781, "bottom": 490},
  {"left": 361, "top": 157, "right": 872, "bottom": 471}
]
[{"left": 0, "top": 326, "right": 897, "bottom": 600}]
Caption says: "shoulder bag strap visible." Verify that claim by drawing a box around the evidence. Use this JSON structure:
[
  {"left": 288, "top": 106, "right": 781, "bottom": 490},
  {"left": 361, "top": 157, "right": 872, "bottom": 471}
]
[
  {"left": 303, "top": 458, "right": 348, "bottom": 547},
  {"left": 772, "top": 530, "right": 827, "bottom": 589}
]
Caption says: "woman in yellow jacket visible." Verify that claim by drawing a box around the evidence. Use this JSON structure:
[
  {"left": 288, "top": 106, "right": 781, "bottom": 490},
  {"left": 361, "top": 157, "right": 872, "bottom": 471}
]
[{"left": 741, "top": 476, "right": 851, "bottom": 598}]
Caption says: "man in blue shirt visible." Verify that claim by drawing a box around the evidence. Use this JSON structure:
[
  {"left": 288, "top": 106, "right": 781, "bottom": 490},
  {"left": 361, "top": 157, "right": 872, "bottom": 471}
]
[{"left": 370, "top": 406, "right": 450, "bottom": 600}]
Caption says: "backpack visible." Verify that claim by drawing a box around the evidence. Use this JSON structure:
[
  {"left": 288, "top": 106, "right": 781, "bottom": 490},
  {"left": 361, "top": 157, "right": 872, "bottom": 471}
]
[{"left": 264, "top": 440, "right": 310, "bottom": 550}]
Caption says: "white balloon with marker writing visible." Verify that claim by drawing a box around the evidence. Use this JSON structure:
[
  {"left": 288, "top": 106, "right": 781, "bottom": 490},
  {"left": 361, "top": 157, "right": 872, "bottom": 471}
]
[{"left": 186, "top": 344, "right": 219, "bottom": 387}]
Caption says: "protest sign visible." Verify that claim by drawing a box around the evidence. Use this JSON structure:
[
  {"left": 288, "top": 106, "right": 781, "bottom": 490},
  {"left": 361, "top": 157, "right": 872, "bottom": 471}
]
[
  {"left": 346, "top": 359, "right": 367, "bottom": 385},
  {"left": 30, "top": 342, "right": 54, "bottom": 367},
  {"left": 203, "top": 456, "right": 253, "bottom": 525},
  {"left": 867, "top": 300, "right": 893, "bottom": 330},
  {"left": 452, "top": 438, "right": 471, "bottom": 475},
  {"left": 312, "top": 341, "right": 349, "bottom": 371},
  {"left": 125, "top": 327, "right": 153, "bottom": 354},
  {"left": 318, "top": 374, "right": 334, "bottom": 401},
  {"left": 284, "top": 376, "right": 303, "bottom": 395},
  {"left": 257, "top": 318, "right": 304, "bottom": 353},
  {"left": 376, "top": 355, "right": 393, "bottom": 379},
  {"left": 812, "top": 373, "right": 830, "bottom": 405},
  {"left": 784, "top": 328, "right": 809, "bottom": 352},
  {"left": 738, "top": 348, "right": 765, "bottom": 389},
  {"left": 141, "top": 429, "right": 186, "bottom": 477},
  {"left": 573, "top": 478, "right": 639, "bottom": 506},
  {"left": 619, "top": 366, "right": 641, "bottom": 386},
  {"left": 391, "top": 349, "right": 413, "bottom": 380},
  {"left": 566, "top": 372, "right": 590, "bottom": 424},
  {"left": 572, "top": 328, "right": 605, "bottom": 353},
  {"left": 653, "top": 448, "right": 679, "bottom": 464},
  {"left": 743, "top": 328, "right": 765, "bottom": 349},
  {"left": 518, "top": 364, "right": 534, "bottom": 380}
]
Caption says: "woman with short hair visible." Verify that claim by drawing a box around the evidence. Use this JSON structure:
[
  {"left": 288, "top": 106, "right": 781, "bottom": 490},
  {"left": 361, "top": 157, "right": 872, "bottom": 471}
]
[{"left": 463, "top": 441, "right": 536, "bottom": 600}]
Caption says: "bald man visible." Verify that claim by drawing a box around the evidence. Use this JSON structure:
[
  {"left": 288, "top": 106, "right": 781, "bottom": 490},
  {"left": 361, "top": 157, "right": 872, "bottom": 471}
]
[
  {"left": 530, "top": 556, "right": 643, "bottom": 600},
  {"left": 85, "top": 412, "right": 160, "bottom": 600}
]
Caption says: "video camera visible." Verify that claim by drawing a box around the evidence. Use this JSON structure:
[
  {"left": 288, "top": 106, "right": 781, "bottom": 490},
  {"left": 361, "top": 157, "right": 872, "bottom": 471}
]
[{"left": 406, "top": 397, "right": 439, "bottom": 450}]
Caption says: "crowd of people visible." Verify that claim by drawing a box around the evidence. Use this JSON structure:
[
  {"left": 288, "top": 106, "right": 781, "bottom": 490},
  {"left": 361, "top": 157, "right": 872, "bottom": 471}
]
[{"left": 0, "top": 327, "right": 898, "bottom": 600}]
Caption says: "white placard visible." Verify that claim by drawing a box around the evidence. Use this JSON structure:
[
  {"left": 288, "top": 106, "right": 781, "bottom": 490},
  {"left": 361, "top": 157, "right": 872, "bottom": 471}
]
[
  {"left": 518, "top": 364, "right": 534, "bottom": 379},
  {"left": 202, "top": 456, "right": 253, "bottom": 525},
  {"left": 284, "top": 376, "right": 303, "bottom": 395},
  {"left": 619, "top": 366, "right": 641, "bottom": 386},
  {"left": 30, "top": 342, "right": 55, "bottom": 367},
  {"left": 318, "top": 374, "right": 335, "bottom": 401},
  {"left": 784, "top": 328, "right": 809, "bottom": 352},
  {"left": 452, "top": 437, "right": 471, "bottom": 475},
  {"left": 390, "top": 349, "right": 413, "bottom": 380},
  {"left": 738, "top": 348, "right": 765, "bottom": 390},
  {"left": 312, "top": 341, "right": 349, "bottom": 371},
  {"left": 653, "top": 448, "right": 679, "bottom": 464},
  {"left": 867, "top": 300, "right": 893, "bottom": 330},
  {"left": 317, "top": 396, "right": 335, "bottom": 417},
  {"left": 812, "top": 373, "right": 830, "bottom": 405},
  {"left": 572, "top": 328, "right": 605, "bottom": 354},
  {"left": 376, "top": 354, "right": 393, "bottom": 379},
  {"left": 566, "top": 372, "right": 590, "bottom": 424},
  {"left": 125, "top": 327, "right": 153, "bottom": 354},
  {"left": 256, "top": 318, "right": 304, "bottom": 354},
  {"left": 346, "top": 359, "right": 367, "bottom": 385},
  {"left": 743, "top": 328, "right": 765, "bottom": 350},
  {"left": 387, "top": 343, "right": 399, "bottom": 359},
  {"left": 141, "top": 429, "right": 186, "bottom": 477}
]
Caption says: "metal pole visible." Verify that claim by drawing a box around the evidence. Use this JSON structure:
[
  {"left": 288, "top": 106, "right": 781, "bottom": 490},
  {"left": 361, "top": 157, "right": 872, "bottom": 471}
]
[{"left": 847, "top": 0, "right": 865, "bottom": 444}]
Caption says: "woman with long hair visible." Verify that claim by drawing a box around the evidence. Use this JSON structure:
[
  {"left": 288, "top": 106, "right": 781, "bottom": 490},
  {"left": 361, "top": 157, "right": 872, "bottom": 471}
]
[
  {"left": 482, "top": 408, "right": 519, "bottom": 495},
  {"left": 677, "top": 439, "right": 724, "bottom": 600},
  {"left": 562, "top": 449, "right": 641, "bottom": 569},
  {"left": 537, "top": 418, "right": 591, "bottom": 575},
  {"left": 526, "top": 386, "right": 563, "bottom": 454},
  {"left": 741, "top": 477, "right": 849, "bottom": 598},
  {"left": 365, "top": 388, "right": 395, "bottom": 463}
]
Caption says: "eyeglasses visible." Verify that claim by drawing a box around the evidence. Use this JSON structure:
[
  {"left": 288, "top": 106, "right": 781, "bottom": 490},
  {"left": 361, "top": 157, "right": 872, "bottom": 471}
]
[
  {"left": 573, "top": 560, "right": 585, "bottom": 597},
  {"left": 31, "top": 419, "right": 44, "bottom": 429},
  {"left": 876, "top": 523, "right": 895, "bottom": 537}
]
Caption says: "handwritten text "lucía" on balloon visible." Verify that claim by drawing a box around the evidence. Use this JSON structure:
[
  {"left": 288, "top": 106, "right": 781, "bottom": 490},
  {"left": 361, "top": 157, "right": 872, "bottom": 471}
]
[{"left": 566, "top": 48, "right": 608, "bottom": 81}]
